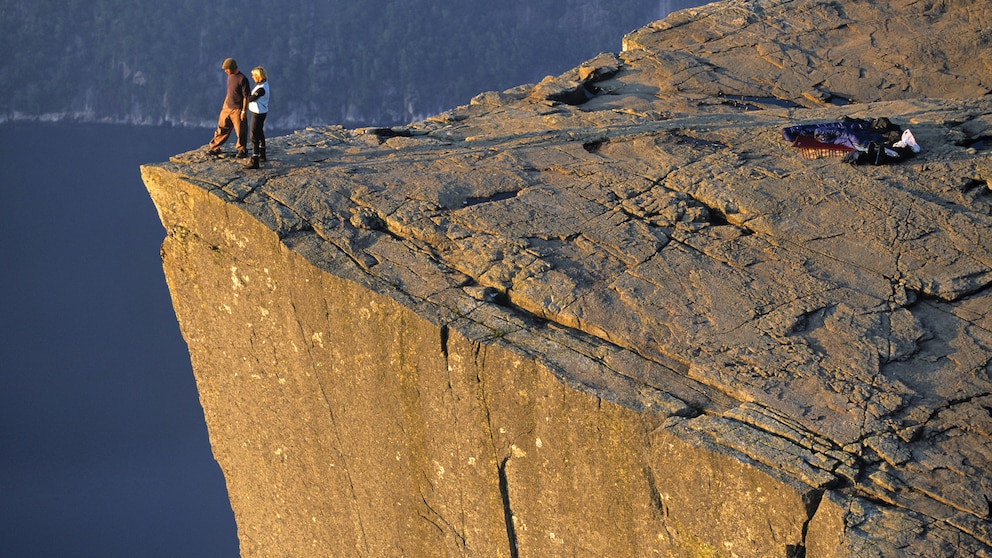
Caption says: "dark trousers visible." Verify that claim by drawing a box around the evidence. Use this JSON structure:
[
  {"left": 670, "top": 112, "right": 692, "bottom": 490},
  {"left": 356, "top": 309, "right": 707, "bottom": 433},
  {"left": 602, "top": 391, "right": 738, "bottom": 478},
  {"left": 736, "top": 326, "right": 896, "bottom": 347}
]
[
  {"left": 249, "top": 111, "right": 267, "bottom": 157},
  {"left": 209, "top": 107, "right": 247, "bottom": 151}
]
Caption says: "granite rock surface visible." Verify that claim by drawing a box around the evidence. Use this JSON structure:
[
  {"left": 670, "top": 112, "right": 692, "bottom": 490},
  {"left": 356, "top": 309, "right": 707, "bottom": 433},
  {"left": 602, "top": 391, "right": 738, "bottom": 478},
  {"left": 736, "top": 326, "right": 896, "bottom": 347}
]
[{"left": 143, "top": 1, "right": 992, "bottom": 556}]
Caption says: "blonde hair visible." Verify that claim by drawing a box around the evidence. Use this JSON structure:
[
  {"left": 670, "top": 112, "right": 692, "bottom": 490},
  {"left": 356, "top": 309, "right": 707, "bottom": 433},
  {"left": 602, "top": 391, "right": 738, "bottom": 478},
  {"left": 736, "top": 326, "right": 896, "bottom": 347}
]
[{"left": 251, "top": 66, "right": 267, "bottom": 82}]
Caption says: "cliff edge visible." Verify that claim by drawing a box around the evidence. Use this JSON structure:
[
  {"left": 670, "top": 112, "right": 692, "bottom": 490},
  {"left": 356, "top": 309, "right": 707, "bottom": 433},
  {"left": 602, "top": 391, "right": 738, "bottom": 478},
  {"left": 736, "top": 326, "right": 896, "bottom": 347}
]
[{"left": 142, "top": 1, "right": 992, "bottom": 556}]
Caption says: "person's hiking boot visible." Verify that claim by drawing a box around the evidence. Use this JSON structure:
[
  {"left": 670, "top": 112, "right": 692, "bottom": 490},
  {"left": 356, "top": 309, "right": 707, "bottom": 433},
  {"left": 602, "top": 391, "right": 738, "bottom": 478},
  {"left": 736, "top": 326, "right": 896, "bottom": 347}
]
[
  {"left": 244, "top": 155, "right": 260, "bottom": 169},
  {"left": 207, "top": 147, "right": 221, "bottom": 156},
  {"left": 259, "top": 148, "right": 266, "bottom": 162},
  {"left": 236, "top": 149, "right": 248, "bottom": 159}
]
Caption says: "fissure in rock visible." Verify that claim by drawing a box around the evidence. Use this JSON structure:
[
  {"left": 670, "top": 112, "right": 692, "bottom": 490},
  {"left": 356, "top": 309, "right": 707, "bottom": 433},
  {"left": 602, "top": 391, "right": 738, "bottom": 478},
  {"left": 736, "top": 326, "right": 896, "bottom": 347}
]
[{"left": 497, "top": 457, "right": 519, "bottom": 558}]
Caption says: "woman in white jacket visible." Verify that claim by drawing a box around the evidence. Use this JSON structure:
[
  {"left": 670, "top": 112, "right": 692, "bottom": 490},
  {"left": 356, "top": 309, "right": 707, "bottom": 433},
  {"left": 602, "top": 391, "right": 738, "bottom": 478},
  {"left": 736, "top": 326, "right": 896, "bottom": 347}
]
[{"left": 245, "top": 66, "right": 270, "bottom": 169}]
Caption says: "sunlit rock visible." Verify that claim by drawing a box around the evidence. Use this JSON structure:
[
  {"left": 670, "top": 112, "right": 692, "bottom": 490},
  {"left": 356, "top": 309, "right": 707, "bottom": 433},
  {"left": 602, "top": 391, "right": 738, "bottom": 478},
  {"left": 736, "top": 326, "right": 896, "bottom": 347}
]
[{"left": 142, "top": 1, "right": 992, "bottom": 555}]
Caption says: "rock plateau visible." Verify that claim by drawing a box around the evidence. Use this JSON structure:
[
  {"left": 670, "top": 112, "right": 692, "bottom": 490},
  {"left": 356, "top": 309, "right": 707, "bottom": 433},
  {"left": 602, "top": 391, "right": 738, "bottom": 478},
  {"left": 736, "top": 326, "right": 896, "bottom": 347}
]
[{"left": 142, "top": 0, "right": 992, "bottom": 556}]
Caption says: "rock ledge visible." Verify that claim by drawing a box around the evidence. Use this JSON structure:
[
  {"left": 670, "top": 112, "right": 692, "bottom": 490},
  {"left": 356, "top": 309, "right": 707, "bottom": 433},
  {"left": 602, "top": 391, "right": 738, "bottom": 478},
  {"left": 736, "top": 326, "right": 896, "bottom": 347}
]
[{"left": 143, "top": 1, "right": 992, "bottom": 556}]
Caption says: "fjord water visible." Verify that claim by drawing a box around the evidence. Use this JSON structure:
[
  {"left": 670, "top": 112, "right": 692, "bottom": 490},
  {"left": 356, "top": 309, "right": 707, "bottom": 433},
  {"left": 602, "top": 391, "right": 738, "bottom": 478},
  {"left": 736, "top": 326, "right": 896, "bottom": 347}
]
[{"left": 0, "top": 123, "right": 239, "bottom": 557}]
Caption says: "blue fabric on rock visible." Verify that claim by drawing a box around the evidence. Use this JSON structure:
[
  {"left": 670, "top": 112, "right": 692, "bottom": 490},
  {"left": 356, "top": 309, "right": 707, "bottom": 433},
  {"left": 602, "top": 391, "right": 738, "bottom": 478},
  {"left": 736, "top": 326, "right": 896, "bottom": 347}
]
[{"left": 783, "top": 118, "right": 892, "bottom": 150}]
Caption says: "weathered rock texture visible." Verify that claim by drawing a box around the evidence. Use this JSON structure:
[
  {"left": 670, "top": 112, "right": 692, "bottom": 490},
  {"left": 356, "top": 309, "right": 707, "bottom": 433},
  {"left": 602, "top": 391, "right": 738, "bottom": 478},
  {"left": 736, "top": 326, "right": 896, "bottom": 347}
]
[{"left": 142, "top": 1, "right": 992, "bottom": 556}]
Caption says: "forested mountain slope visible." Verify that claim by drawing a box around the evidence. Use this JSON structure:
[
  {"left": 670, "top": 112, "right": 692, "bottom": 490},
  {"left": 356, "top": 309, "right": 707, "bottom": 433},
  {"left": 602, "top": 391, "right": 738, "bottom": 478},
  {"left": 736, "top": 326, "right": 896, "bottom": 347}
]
[{"left": 1, "top": 0, "right": 704, "bottom": 128}]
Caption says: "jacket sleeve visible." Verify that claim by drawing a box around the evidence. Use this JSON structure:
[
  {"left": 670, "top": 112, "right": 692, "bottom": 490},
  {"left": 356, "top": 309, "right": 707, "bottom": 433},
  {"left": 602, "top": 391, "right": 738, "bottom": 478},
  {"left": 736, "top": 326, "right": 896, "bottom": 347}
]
[{"left": 248, "top": 88, "right": 266, "bottom": 102}]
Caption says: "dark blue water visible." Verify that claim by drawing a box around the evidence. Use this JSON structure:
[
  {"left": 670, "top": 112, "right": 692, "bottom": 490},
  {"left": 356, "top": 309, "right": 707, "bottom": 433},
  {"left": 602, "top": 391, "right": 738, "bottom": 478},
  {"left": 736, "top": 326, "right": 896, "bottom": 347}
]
[{"left": 0, "top": 123, "right": 240, "bottom": 557}]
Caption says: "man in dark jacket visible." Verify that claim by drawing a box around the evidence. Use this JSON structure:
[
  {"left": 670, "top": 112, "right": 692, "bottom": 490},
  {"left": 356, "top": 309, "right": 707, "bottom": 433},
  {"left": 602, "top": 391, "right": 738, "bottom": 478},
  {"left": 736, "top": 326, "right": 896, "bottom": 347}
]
[{"left": 207, "top": 58, "right": 250, "bottom": 157}]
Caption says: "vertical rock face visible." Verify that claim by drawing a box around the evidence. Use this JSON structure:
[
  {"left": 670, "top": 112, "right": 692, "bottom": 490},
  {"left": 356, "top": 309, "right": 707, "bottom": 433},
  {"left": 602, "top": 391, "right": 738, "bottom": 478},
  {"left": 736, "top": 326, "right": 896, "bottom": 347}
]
[
  {"left": 145, "top": 165, "right": 821, "bottom": 556},
  {"left": 143, "top": 1, "right": 992, "bottom": 556}
]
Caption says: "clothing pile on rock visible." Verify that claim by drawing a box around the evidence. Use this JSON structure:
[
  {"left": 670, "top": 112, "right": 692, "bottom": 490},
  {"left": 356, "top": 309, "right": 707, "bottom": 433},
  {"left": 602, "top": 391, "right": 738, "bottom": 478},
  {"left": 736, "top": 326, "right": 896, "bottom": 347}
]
[{"left": 782, "top": 116, "right": 921, "bottom": 165}]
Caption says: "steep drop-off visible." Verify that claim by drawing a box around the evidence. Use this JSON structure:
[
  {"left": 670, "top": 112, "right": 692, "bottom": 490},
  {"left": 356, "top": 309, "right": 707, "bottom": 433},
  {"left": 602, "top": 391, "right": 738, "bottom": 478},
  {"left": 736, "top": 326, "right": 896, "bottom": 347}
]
[{"left": 143, "top": 1, "right": 992, "bottom": 556}]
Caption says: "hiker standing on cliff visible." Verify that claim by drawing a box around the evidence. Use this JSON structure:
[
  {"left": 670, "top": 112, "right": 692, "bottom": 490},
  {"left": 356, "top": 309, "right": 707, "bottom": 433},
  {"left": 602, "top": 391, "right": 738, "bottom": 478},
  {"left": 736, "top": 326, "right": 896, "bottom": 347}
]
[
  {"left": 244, "top": 66, "right": 269, "bottom": 169},
  {"left": 207, "top": 58, "right": 250, "bottom": 158}
]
